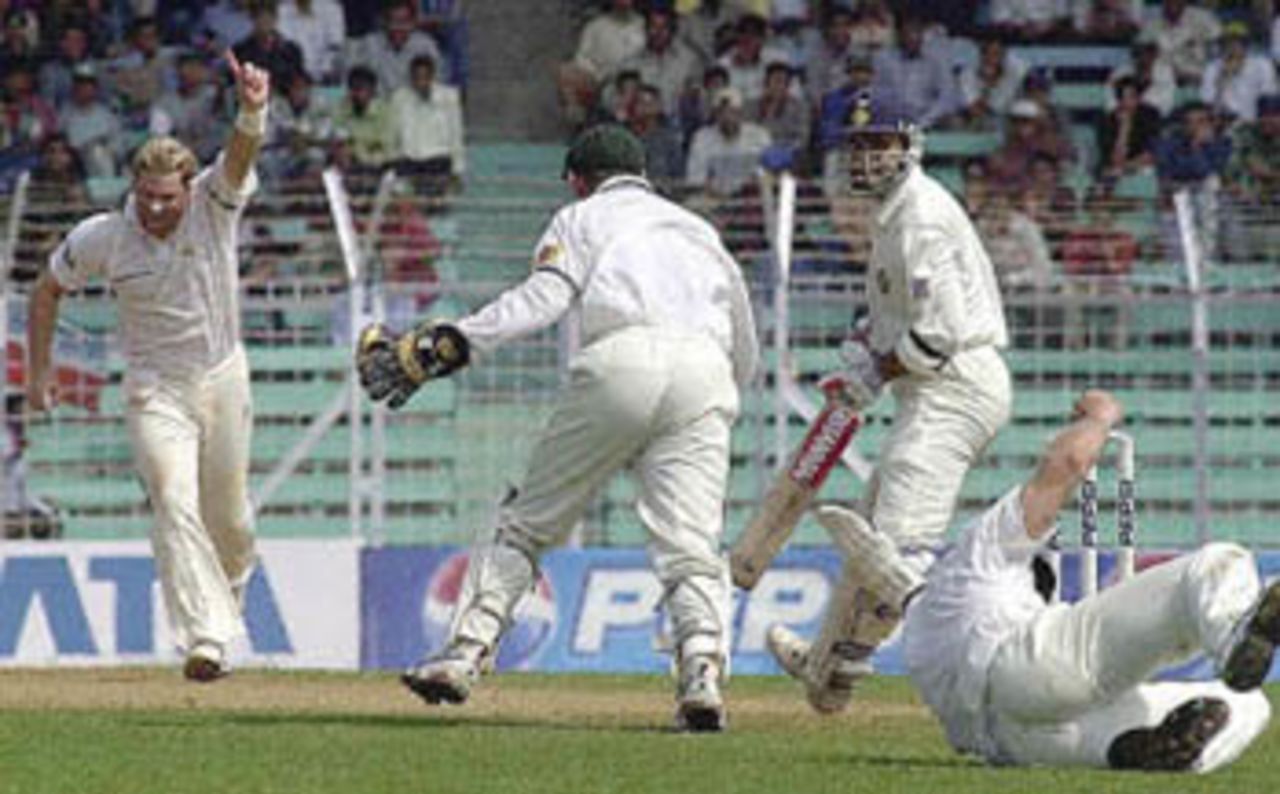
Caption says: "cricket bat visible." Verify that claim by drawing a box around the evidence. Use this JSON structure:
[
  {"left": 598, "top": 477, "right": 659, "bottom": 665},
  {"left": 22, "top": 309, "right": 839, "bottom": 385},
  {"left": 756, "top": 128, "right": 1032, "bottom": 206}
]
[{"left": 730, "top": 401, "right": 862, "bottom": 590}]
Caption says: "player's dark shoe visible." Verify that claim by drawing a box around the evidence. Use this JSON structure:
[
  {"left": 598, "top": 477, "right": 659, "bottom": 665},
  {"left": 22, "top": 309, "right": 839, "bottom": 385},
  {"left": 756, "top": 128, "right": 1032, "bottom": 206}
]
[
  {"left": 1107, "top": 697, "right": 1230, "bottom": 772},
  {"left": 183, "top": 654, "right": 228, "bottom": 683},
  {"left": 1222, "top": 580, "right": 1280, "bottom": 692},
  {"left": 401, "top": 652, "right": 480, "bottom": 706}
]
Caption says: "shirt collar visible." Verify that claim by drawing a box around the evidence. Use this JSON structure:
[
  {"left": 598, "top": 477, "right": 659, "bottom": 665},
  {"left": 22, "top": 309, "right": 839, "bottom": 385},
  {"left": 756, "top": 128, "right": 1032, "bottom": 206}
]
[
  {"left": 593, "top": 174, "right": 653, "bottom": 195},
  {"left": 875, "top": 164, "right": 919, "bottom": 227}
]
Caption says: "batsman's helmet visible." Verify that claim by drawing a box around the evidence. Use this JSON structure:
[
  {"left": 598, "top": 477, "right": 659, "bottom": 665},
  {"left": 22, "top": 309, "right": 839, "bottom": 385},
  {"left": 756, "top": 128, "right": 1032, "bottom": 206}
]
[
  {"left": 562, "top": 123, "right": 646, "bottom": 181},
  {"left": 845, "top": 92, "right": 923, "bottom": 194}
]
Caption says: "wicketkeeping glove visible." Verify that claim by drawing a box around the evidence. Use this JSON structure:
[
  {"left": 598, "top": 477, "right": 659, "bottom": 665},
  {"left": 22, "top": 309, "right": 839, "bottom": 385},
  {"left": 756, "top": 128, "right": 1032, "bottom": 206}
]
[
  {"left": 356, "top": 320, "right": 470, "bottom": 409},
  {"left": 819, "top": 338, "right": 885, "bottom": 410}
]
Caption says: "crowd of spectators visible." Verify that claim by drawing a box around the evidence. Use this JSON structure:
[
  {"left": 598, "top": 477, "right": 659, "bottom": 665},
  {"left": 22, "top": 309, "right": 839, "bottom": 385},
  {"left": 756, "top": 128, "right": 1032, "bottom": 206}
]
[
  {"left": 4, "top": 0, "right": 1280, "bottom": 292},
  {"left": 550, "top": 1, "right": 1279, "bottom": 279},
  {"left": 0, "top": 0, "right": 468, "bottom": 201}
]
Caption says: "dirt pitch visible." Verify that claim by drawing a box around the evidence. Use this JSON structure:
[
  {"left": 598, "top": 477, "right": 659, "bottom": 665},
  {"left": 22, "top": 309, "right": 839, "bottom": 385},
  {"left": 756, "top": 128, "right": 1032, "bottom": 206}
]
[{"left": 0, "top": 667, "right": 926, "bottom": 731}]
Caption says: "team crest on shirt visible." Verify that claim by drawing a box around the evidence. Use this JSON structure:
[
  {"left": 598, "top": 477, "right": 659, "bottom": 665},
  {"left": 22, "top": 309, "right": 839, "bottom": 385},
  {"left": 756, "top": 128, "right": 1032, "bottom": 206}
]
[{"left": 534, "top": 242, "right": 564, "bottom": 268}]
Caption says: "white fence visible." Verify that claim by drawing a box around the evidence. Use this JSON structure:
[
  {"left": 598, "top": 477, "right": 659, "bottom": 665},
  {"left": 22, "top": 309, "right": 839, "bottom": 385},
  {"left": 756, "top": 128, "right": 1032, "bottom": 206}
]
[{"left": 3, "top": 167, "right": 1278, "bottom": 548}]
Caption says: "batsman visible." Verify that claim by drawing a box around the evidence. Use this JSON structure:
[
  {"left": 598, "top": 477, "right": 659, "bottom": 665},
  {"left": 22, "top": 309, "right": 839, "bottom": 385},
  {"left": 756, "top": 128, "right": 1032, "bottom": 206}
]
[
  {"left": 356, "top": 124, "right": 758, "bottom": 732},
  {"left": 759, "top": 94, "right": 1012, "bottom": 713}
]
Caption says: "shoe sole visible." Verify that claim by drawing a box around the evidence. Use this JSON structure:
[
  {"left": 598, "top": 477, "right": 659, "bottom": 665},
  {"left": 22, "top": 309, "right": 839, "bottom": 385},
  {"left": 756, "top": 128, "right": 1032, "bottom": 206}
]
[
  {"left": 806, "top": 685, "right": 853, "bottom": 715},
  {"left": 1107, "top": 697, "right": 1230, "bottom": 771},
  {"left": 183, "top": 657, "right": 227, "bottom": 683},
  {"left": 1224, "top": 581, "right": 1280, "bottom": 692},
  {"left": 401, "top": 673, "right": 469, "bottom": 706},
  {"left": 767, "top": 630, "right": 856, "bottom": 715},
  {"left": 676, "top": 703, "right": 725, "bottom": 733},
  {"left": 766, "top": 629, "right": 808, "bottom": 679}
]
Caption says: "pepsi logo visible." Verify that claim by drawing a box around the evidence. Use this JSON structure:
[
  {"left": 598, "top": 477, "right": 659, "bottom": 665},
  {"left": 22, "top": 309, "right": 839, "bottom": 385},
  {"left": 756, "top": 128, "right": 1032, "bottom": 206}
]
[{"left": 420, "top": 551, "right": 557, "bottom": 670}]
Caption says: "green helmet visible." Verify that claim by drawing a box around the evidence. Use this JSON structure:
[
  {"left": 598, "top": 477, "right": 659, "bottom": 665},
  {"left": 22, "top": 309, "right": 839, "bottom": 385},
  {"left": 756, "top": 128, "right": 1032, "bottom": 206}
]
[{"left": 562, "top": 124, "right": 646, "bottom": 180}]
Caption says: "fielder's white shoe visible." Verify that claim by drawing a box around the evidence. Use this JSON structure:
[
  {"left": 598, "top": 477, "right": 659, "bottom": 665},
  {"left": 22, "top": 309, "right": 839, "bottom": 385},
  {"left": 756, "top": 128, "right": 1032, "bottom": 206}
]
[
  {"left": 766, "top": 625, "right": 871, "bottom": 715},
  {"left": 675, "top": 655, "right": 726, "bottom": 733},
  {"left": 402, "top": 643, "right": 483, "bottom": 706}
]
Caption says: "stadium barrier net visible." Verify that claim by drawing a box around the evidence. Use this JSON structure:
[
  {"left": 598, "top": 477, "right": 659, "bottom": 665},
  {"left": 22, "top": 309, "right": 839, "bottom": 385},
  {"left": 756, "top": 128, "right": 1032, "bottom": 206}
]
[{"left": 2, "top": 164, "right": 1277, "bottom": 549}]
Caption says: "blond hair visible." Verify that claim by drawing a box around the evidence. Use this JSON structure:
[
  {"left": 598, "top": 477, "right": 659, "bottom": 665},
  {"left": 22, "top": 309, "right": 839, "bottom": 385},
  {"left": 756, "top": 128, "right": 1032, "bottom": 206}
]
[{"left": 131, "top": 136, "right": 199, "bottom": 183}]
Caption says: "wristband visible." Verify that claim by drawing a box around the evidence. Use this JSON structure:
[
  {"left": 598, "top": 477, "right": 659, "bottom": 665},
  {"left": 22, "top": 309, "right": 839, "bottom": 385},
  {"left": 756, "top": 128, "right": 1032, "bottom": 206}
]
[{"left": 235, "top": 105, "right": 268, "bottom": 138}]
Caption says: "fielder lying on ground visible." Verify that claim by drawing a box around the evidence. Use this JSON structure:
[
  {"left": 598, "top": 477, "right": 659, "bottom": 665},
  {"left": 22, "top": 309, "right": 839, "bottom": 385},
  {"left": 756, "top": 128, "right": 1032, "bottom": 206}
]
[{"left": 781, "top": 389, "right": 1276, "bottom": 772}]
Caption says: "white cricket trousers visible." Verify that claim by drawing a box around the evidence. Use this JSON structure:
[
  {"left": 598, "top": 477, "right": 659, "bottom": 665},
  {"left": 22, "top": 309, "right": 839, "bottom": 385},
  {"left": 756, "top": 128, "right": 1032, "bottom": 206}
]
[
  {"left": 987, "top": 543, "right": 1272, "bottom": 772},
  {"left": 452, "top": 327, "right": 738, "bottom": 662},
  {"left": 864, "top": 346, "right": 1011, "bottom": 549},
  {"left": 126, "top": 347, "right": 256, "bottom": 659}
]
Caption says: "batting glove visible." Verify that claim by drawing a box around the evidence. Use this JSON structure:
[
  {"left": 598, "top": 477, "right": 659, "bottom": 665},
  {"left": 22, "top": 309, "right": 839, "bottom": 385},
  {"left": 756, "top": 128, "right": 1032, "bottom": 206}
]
[
  {"left": 356, "top": 320, "right": 470, "bottom": 409},
  {"left": 819, "top": 338, "right": 884, "bottom": 411}
]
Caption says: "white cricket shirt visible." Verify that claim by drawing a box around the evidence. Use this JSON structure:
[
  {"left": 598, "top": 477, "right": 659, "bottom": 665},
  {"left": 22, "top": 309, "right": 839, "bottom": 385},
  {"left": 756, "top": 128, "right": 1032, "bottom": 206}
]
[
  {"left": 456, "top": 175, "right": 758, "bottom": 388},
  {"left": 49, "top": 156, "right": 256, "bottom": 382},
  {"left": 866, "top": 165, "right": 1008, "bottom": 375},
  {"left": 902, "top": 487, "right": 1048, "bottom": 758}
]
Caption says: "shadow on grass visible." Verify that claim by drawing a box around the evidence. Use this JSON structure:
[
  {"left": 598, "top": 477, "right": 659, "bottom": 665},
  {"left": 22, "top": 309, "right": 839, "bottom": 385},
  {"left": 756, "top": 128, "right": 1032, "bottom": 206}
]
[
  {"left": 216, "top": 711, "right": 674, "bottom": 735},
  {"left": 853, "top": 754, "right": 980, "bottom": 770},
  {"left": 788, "top": 747, "right": 977, "bottom": 772}
]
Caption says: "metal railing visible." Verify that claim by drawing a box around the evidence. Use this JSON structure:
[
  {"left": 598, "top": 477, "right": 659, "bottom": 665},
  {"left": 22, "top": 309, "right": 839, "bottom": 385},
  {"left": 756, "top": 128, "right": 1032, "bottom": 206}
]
[{"left": 2, "top": 168, "right": 1277, "bottom": 548}]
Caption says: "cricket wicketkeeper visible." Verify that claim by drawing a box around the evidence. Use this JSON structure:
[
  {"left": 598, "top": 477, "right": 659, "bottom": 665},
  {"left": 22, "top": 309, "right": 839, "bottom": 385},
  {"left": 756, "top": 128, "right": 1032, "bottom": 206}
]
[{"left": 356, "top": 124, "right": 758, "bottom": 732}]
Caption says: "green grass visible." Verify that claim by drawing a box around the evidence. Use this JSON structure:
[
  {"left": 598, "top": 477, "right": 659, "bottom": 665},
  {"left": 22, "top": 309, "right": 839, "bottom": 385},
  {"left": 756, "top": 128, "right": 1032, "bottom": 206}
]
[{"left": 0, "top": 672, "right": 1276, "bottom": 793}]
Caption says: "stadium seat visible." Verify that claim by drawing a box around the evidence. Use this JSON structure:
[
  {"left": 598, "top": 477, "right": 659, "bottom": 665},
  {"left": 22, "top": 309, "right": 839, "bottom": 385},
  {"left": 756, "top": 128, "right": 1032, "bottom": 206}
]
[
  {"left": 1008, "top": 45, "right": 1131, "bottom": 72},
  {"left": 86, "top": 176, "right": 128, "bottom": 204},
  {"left": 1053, "top": 83, "right": 1109, "bottom": 111},
  {"left": 925, "top": 131, "right": 1001, "bottom": 161}
]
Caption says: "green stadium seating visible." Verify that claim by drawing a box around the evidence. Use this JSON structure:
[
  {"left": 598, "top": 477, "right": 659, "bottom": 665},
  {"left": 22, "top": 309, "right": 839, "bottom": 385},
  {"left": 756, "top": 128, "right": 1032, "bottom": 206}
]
[
  {"left": 925, "top": 131, "right": 1000, "bottom": 161},
  {"left": 19, "top": 144, "right": 1279, "bottom": 550},
  {"left": 1053, "top": 83, "right": 1109, "bottom": 110}
]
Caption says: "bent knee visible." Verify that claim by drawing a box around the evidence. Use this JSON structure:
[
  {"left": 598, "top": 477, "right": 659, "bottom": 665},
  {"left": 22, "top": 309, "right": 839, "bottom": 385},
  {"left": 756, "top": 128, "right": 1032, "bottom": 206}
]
[
  {"left": 1196, "top": 542, "right": 1251, "bottom": 565},
  {"left": 1189, "top": 542, "right": 1255, "bottom": 584}
]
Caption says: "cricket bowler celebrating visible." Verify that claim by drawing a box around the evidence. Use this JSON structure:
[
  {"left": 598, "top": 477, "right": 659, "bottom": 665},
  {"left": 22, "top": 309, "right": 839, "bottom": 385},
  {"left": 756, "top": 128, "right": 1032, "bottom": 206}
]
[
  {"left": 767, "top": 94, "right": 1012, "bottom": 713},
  {"left": 25, "top": 51, "right": 270, "bottom": 682},
  {"left": 827, "top": 389, "right": 1275, "bottom": 773},
  {"left": 356, "top": 124, "right": 759, "bottom": 732}
]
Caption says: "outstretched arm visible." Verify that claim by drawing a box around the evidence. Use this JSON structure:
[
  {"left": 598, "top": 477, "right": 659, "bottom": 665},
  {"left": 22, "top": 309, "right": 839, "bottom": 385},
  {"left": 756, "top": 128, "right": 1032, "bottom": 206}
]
[
  {"left": 26, "top": 272, "right": 65, "bottom": 412},
  {"left": 1021, "top": 390, "right": 1125, "bottom": 540},
  {"left": 222, "top": 49, "right": 270, "bottom": 191}
]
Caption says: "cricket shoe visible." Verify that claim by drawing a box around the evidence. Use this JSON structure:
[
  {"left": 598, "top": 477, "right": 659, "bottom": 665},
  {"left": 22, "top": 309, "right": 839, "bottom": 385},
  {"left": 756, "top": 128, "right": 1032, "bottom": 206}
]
[
  {"left": 1107, "top": 697, "right": 1231, "bottom": 772},
  {"left": 402, "top": 643, "right": 484, "bottom": 706},
  {"left": 766, "top": 625, "right": 871, "bottom": 715},
  {"left": 1222, "top": 580, "right": 1280, "bottom": 692},
  {"left": 675, "top": 655, "right": 726, "bottom": 733},
  {"left": 183, "top": 643, "right": 228, "bottom": 683}
]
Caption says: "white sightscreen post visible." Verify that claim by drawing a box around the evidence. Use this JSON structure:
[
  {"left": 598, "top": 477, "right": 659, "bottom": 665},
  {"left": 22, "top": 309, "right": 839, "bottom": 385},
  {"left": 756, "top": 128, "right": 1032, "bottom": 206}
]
[
  {"left": 762, "top": 170, "right": 872, "bottom": 482},
  {"left": 758, "top": 170, "right": 789, "bottom": 474},
  {"left": 1174, "top": 189, "right": 1211, "bottom": 544},
  {"left": 1, "top": 171, "right": 30, "bottom": 402},
  {"left": 322, "top": 168, "right": 367, "bottom": 541}
]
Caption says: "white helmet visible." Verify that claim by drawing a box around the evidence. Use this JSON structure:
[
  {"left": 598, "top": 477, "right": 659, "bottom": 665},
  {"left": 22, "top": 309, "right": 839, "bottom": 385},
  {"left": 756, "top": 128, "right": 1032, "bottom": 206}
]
[{"left": 845, "top": 92, "right": 923, "bottom": 195}]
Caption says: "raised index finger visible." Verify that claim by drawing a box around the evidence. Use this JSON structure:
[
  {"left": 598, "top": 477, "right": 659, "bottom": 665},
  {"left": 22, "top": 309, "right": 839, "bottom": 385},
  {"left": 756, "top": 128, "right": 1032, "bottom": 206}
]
[{"left": 225, "top": 48, "right": 242, "bottom": 79}]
